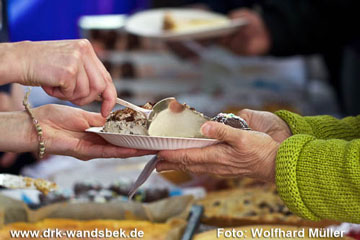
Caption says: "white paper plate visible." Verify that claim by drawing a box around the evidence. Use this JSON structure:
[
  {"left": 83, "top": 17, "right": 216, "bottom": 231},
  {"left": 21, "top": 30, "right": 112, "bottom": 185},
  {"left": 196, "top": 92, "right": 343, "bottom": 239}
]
[
  {"left": 125, "top": 8, "right": 247, "bottom": 40},
  {"left": 86, "top": 127, "right": 219, "bottom": 150}
]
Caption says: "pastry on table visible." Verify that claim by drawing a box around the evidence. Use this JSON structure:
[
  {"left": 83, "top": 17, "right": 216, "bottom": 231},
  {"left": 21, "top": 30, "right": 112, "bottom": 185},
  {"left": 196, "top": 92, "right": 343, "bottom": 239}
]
[
  {"left": 0, "top": 219, "right": 179, "bottom": 240},
  {"left": 37, "top": 181, "right": 169, "bottom": 207},
  {"left": 196, "top": 187, "right": 337, "bottom": 227}
]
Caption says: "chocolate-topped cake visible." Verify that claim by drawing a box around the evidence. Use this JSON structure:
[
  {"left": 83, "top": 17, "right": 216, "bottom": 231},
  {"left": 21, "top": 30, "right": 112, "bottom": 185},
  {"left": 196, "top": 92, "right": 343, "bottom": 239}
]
[
  {"left": 103, "top": 103, "right": 153, "bottom": 135},
  {"left": 212, "top": 113, "right": 250, "bottom": 130}
]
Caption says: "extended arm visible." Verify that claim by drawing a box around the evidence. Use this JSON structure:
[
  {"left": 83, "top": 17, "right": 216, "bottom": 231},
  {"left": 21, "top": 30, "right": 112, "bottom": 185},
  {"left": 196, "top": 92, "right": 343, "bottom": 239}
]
[
  {"left": 276, "top": 134, "right": 360, "bottom": 223},
  {"left": 0, "top": 111, "right": 36, "bottom": 152},
  {"left": 0, "top": 42, "right": 23, "bottom": 85},
  {"left": 0, "top": 40, "right": 116, "bottom": 117},
  {"left": 0, "top": 105, "right": 153, "bottom": 160},
  {"left": 276, "top": 110, "right": 360, "bottom": 141}
]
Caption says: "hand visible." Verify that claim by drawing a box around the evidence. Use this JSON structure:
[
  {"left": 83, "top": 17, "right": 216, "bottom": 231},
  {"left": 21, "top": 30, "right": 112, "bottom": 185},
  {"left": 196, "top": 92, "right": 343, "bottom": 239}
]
[
  {"left": 13, "top": 40, "right": 116, "bottom": 117},
  {"left": 29, "top": 104, "right": 153, "bottom": 160},
  {"left": 0, "top": 92, "right": 12, "bottom": 112},
  {"left": 0, "top": 84, "right": 25, "bottom": 112},
  {"left": 221, "top": 9, "right": 271, "bottom": 56},
  {"left": 156, "top": 121, "right": 279, "bottom": 182},
  {"left": 238, "top": 109, "right": 292, "bottom": 143}
]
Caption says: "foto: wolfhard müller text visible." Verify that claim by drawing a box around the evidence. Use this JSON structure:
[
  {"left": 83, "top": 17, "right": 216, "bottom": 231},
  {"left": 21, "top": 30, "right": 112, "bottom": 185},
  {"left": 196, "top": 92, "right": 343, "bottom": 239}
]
[{"left": 251, "top": 227, "right": 344, "bottom": 238}]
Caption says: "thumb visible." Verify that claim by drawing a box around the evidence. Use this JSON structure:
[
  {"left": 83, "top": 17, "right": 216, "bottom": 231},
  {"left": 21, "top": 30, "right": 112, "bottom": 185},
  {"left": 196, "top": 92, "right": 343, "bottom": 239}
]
[
  {"left": 201, "top": 121, "right": 242, "bottom": 145},
  {"left": 168, "top": 99, "right": 185, "bottom": 113},
  {"left": 82, "top": 111, "right": 106, "bottom": 127},
  {"left": 237, "top": 109, "right": 252, "bottom": 124}
]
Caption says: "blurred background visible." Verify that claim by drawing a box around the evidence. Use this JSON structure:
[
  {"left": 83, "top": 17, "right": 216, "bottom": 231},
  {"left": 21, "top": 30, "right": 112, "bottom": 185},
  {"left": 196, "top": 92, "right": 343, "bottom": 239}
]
[
  {"left": 1, "top": 0, "right": 343, "bottom": 118},
  {"left": 2, "top": 1, "right": 360, "bottom": 237},
  {"left": 0, "top": 0, "right": 347, "bottom": 194}
]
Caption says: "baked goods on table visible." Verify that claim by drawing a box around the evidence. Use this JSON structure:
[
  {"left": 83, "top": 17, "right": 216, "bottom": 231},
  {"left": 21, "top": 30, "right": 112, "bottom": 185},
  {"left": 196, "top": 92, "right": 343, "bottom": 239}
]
[
  {"left": 36, "top": 181, "right": 169, "bottom": 208},
  {"left": 0, "top": 219, "right": 178, "bottom": 240},
  {"left": 0, "top": 174, "right": 57, "bottom": 195},
  {"left": 194, "top": 225, "right": 354, "bottom": 240},
  {"left": 196, "top": 186, "right": 337, "bottom": 227},
  {"left": 0, "top": 194, "right": 192, "bottom": 240}
]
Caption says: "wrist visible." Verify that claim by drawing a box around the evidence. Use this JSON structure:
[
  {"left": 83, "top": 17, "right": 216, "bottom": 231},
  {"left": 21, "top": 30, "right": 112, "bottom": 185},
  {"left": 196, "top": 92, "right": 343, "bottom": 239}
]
[
  {"left": 23, "top": 111, "right": 39, "bottom": 152},
  {"left": 0, "top": 41, "right": 32, "bottom": 85},
  {"left": 280, "top": 125, "right": 292, "bottom": 140},
  {"left": 264, "top": 142, "right": 279, "bottom": 183},
  {"left": 0, "top": 111, "right": 38, "bottom": 152}
]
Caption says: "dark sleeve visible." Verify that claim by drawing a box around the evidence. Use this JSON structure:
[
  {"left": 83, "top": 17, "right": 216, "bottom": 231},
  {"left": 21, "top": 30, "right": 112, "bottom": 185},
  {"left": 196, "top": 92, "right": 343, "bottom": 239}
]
[{"left": 261, "top": 0, "right": 360, "bottom": 56}]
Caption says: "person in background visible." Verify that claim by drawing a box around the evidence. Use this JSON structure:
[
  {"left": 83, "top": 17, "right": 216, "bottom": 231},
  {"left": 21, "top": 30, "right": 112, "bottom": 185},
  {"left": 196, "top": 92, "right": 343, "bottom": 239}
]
[{"left": 167, "top": 0, "right": 360, "bottom": 115}]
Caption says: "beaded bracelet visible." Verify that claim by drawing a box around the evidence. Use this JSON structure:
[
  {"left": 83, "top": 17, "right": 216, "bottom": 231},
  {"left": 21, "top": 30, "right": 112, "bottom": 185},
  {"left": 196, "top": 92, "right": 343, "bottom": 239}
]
[{"left": 23, "top": 87, "right": 45, "bottom": 159}]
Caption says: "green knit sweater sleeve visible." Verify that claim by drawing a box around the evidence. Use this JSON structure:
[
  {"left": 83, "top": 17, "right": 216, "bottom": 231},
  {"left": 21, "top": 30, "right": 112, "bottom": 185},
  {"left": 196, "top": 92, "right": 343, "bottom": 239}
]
[
  {"left": 275, "top": 110, "right": 360, "bottom": 140},
  {"left": 276, "top": 134, "right": 360, "bottom": 223}
]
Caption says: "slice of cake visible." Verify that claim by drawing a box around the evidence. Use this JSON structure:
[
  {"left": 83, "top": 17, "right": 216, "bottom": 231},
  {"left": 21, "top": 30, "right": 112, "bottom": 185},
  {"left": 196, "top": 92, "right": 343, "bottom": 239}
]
[
  {"left": 103, "top": 103, "right": 152, "bottom": 135},
  {"left": 163, "top": 12, "right": 228, "bottom": 32},
  {"left": 163, "top": 12, "right": 177, "bottom": 31}
]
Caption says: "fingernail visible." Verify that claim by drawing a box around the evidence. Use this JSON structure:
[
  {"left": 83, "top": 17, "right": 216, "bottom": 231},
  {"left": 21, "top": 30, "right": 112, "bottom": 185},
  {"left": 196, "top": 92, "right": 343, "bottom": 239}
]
[
  {"left": 201, "top": 122, "right": 212, "bottom": 136},
  {"left": 169, "top": 100, "right": 185, "bottom": 113},
  {"left": 155, "top": 165, "right": 163, "bottom": 172}
]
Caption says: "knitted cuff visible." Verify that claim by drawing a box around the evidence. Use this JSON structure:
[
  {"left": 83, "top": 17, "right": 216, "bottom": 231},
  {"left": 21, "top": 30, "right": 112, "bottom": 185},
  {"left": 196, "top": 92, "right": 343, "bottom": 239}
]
[
  {"left": 303, "top": 115, "right": 360, "bottom": 140},
  {"left": 276, "top": 134, "right": 321, "bottom": 221},
  {"left": 275, "top": 110, "right": 314, "bottom": 136}
]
